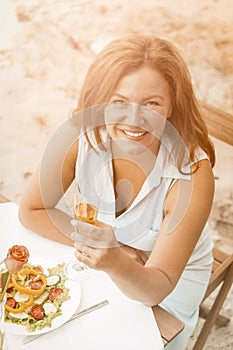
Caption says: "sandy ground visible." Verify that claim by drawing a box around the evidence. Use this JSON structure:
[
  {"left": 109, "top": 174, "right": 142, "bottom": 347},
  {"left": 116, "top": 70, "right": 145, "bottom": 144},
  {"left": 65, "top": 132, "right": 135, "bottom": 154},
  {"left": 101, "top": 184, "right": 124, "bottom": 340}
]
[{"left": 0, "top": 0, "right": 232, "bottom": 349}]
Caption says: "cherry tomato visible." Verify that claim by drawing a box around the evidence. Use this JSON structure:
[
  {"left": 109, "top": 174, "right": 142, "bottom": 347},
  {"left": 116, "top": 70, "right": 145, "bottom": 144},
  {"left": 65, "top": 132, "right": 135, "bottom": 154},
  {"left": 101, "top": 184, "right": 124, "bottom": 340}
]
[
  {"left": 48, "top": 288, "right": 63, "bottom": 302},
  {"left": 30, "top": 304, "right": 45, "bottom": 320},
  {"left": 6, "top": 297, "right": 16, "bottom": 309}
]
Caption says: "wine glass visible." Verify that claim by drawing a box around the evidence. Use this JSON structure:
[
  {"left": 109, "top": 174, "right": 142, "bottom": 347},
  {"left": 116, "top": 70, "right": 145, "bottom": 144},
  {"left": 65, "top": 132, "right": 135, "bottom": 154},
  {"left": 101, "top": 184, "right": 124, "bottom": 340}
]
[{"left": 64, "top": 186, "right": 98, "bottom": 282}]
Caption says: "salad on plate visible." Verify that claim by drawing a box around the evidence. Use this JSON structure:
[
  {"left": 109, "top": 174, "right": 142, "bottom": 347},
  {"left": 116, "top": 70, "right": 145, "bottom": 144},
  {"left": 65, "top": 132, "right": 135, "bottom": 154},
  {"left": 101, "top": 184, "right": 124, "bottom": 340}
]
[{"left": 4, "top": 262, "right": 70, "bottom": 332}]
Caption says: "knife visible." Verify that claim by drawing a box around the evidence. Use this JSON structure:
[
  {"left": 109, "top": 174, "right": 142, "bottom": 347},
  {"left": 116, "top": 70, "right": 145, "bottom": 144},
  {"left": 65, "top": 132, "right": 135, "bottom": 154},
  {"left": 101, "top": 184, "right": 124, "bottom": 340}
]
[{"left": 22, "top": 299, "right": 109, "bottom": 345}]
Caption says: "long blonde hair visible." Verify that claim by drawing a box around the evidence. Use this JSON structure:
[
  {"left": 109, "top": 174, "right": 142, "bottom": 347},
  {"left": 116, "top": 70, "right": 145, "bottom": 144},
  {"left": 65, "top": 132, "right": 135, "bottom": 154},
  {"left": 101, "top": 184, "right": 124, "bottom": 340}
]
[{"left": 75, "top": 34, "right": 215, "bottom": 168}]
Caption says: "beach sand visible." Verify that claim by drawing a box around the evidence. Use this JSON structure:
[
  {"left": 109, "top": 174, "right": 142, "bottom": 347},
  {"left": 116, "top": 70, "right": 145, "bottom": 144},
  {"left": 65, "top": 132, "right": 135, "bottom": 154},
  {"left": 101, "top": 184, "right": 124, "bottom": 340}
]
[{"left": 0, "top": 1, "right": 232, "bottom": 348}]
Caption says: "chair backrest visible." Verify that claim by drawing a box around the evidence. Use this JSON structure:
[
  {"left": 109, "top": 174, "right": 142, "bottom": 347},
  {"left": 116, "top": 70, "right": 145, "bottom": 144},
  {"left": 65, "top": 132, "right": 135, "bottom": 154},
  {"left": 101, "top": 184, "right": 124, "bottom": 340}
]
[{"left": 200, "top": 101, "right": 233, "bottom": 146}]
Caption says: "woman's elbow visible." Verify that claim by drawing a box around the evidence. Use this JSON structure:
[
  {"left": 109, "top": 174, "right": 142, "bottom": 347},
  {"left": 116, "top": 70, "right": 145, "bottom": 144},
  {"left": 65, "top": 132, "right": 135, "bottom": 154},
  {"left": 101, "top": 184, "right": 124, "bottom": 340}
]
[
  {"left": 143, "top": 287, "right": 173, "bottom": 308},
  {"left": 18, "top": 202, "right": 35, "bottom": 229}
]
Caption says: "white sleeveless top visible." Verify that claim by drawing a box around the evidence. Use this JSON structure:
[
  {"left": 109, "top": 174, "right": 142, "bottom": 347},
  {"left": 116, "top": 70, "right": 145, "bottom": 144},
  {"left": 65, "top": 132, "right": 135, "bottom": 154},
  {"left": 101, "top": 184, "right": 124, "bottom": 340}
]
[{"left": 75, "top": 127, "right": 213, "bottom": 267}]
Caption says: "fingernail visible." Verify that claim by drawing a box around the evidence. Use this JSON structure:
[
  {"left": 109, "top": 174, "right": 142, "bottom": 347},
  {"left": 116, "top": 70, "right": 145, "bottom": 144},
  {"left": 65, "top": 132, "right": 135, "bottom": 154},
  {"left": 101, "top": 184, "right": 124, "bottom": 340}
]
[
  {"left": 70, "top": 232, "right": 78, "bottom": 240},
  {"left": 74, "top": 241, "right": 82, "bottom": 248},
  {"left": 71, "top": 219, "right": 79, "bottom": 227}
]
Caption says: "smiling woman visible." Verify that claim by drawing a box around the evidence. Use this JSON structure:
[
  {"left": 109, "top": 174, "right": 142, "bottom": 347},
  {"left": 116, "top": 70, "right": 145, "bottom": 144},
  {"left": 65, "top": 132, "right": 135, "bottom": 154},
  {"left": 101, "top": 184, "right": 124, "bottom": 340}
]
[{"left": 19, "top": 34, "right": 216, "bottom": 350}]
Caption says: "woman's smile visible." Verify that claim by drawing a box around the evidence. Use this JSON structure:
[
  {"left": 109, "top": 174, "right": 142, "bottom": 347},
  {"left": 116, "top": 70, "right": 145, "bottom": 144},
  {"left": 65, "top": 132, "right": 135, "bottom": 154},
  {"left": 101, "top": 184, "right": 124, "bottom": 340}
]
[{"left": 118, "top": 127, "right": 147, "bottom": 140}]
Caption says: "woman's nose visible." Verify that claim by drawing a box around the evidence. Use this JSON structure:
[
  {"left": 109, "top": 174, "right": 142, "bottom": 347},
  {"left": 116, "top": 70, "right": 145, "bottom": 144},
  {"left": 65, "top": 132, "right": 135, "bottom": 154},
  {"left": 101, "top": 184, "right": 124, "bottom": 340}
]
[{"left": 122, "top": 104, "right": 145, "bottom": 127}]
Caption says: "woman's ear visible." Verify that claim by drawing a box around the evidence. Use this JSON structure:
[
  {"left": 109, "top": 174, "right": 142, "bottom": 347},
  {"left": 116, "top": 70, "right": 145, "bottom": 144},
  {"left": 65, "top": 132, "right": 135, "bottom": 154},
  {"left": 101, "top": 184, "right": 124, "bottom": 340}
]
[{"left": 167, "top": 103, "right": 173, "bottom": 119}]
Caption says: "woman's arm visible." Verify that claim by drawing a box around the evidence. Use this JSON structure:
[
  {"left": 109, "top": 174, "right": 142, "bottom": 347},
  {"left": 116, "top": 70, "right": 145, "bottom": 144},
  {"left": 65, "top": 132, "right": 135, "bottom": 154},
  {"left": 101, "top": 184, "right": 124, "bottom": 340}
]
[
  {"left": 74, "top": 159, "right": 215, "bottom": 306},
  {"left": 19, "top": 137, "right": 78, "bottom": 246}
]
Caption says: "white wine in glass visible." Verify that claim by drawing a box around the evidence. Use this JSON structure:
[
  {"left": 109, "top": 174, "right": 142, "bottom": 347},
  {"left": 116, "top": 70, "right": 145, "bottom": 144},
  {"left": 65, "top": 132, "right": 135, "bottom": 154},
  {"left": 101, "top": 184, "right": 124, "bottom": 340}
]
[{"left": 74, "top": 203, "right": 98, "bottom": 224}]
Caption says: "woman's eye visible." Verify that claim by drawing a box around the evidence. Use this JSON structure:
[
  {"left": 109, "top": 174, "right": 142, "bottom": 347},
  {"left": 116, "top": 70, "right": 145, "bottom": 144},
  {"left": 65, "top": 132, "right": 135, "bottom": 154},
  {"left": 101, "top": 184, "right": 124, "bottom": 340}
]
[
  {"left": 112, "top": 99, "right": 124, "bottom": 104},
  {"left": 146, "top": 101, "right": 160, "bottom": 106}
]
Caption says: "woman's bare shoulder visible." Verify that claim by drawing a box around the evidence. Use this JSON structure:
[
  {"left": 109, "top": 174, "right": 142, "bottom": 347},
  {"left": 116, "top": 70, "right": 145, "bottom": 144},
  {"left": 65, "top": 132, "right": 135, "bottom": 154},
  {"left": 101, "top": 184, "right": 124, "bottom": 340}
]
[{"left": 164, "top": 159, "right": 215, "bottom": 221}]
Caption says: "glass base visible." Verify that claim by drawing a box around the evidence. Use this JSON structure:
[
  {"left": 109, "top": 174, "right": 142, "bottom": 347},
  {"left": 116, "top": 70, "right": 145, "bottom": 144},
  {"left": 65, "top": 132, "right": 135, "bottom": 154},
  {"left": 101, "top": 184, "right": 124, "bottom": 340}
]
[{"left": 64, "top": 261, "right": 89, "bottom": 282}]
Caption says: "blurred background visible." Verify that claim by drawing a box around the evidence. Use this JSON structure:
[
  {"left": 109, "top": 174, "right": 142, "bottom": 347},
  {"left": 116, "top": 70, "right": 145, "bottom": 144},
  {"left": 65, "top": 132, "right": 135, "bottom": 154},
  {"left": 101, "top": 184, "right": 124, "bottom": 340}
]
[{"left": 0, "top": 1, "right": 232, "bottom": 348}]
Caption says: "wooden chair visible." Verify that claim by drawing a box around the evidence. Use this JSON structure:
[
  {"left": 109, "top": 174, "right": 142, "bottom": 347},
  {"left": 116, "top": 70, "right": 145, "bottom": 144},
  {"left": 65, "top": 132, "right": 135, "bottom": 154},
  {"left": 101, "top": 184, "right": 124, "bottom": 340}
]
[
  {"left": 154, "top": 305, "right": 184, "bottom": 347},
  {"left": 192, "top": 102, "right": 233, "bottom": 349}
]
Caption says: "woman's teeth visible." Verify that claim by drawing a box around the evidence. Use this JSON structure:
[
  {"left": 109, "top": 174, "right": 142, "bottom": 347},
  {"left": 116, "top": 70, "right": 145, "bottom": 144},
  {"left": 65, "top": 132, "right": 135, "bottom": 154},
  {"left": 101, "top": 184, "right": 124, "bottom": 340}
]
[{"left": 123, "top": 130, "right": 146, "bottom": 138}]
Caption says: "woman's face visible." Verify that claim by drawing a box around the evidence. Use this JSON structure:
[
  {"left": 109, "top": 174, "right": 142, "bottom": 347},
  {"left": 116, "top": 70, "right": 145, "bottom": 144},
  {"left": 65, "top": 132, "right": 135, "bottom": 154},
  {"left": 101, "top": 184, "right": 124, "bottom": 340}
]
[{"left": 106, "top": 65, "right": 171, "bottom": 155}]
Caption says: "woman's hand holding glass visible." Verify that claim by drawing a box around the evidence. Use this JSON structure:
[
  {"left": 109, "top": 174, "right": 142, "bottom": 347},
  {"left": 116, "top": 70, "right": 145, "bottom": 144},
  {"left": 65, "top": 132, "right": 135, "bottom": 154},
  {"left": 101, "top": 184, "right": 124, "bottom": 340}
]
[
  {"left": 64, "top": 185, "right": 147, "bottom": 279},
  {"left": 71, "top": 219, "right": 120, "bottom": 273}
]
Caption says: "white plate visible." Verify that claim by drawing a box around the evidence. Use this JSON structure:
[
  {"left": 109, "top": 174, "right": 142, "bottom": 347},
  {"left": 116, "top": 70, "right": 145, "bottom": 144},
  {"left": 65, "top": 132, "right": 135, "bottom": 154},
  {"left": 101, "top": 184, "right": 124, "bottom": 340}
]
[{"left": 5, "top": 260, "right": 82, "bottom": 336}]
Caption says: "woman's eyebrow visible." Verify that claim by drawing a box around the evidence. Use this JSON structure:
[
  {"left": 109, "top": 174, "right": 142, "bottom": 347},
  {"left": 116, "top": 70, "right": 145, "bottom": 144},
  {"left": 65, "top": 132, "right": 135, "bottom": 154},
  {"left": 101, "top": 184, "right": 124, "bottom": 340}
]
[
  {"left": 111, "top": 93, "right": 164, "bottom": 101},
  {"left": 110, "top": 92, "right": 128, "bottom": 99},
  {"left": 143, "top": 94, "right": 164, "bottom": 101}
]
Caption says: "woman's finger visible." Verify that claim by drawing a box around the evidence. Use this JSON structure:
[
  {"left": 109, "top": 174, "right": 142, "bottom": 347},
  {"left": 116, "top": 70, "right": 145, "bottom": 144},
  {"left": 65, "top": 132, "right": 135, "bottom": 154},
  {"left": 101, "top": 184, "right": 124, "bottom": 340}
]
[
  {"left": 76, "top": 244, "right": 89, "bottom": 257},
  {"left": 74, "top": 220, "right": 114, "bottom": 238},
  {"left": 70, "top": 219, "right": 79, "bottom": 228},
  {"left": 71, "top": 219, "right": 119, "bottom": 248},
  {"left": 72, "top": 230, "right": 117, "bottom": 249},
  {"left": 74, "top": 249, "right": 90, "bottom": 264},
  {"left": 74, "top": 242, "right": 96, "bottom": 255}
]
